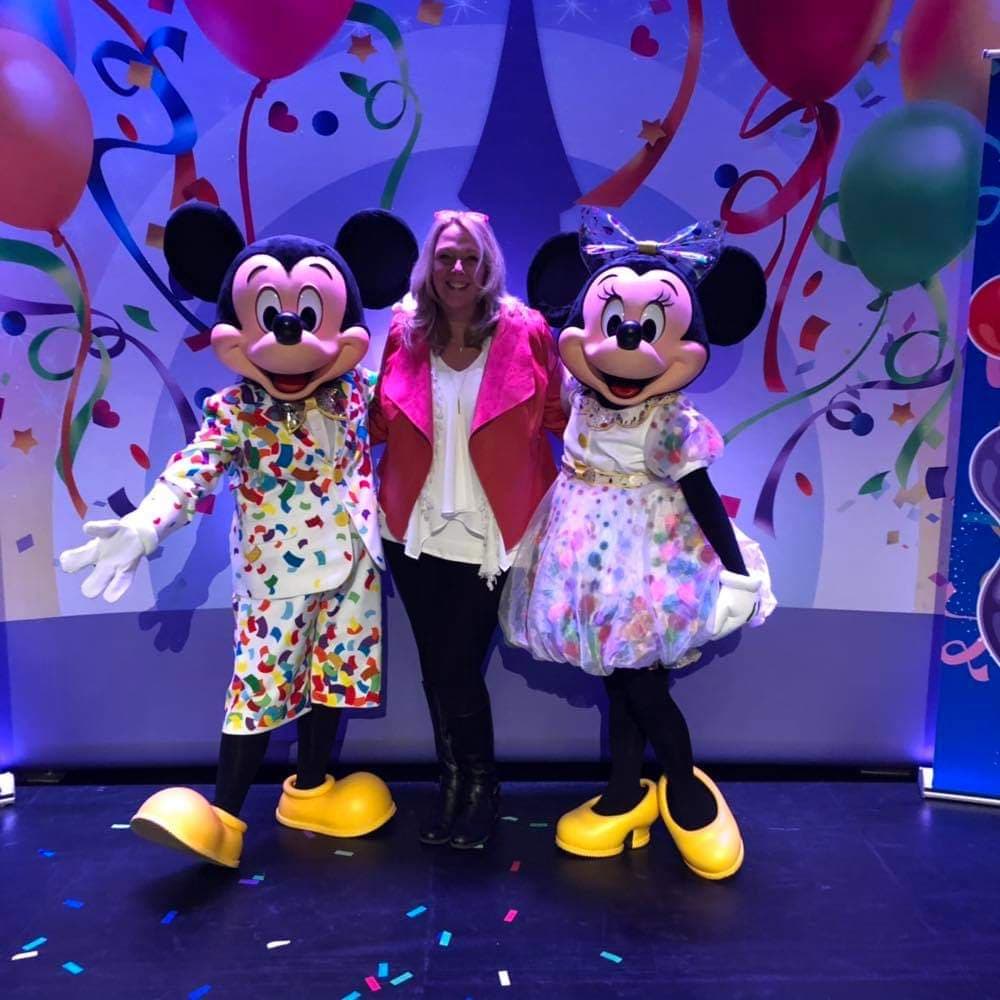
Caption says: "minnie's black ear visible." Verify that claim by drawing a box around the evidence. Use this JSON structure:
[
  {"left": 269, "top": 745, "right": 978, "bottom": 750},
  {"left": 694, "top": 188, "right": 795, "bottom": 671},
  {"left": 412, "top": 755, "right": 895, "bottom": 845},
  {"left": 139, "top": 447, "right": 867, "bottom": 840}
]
[
  {"left": 163, "top": 202, "right": 245, "bottom": 303},
  {"left": 697, "top": 246, "right": 767, "bottom": 346},
  {"left": 527, "top": 232, "right": 591, "bottom": 328},
  {"left": 335, "top": 209, "right": 418, "bottom": 310}
]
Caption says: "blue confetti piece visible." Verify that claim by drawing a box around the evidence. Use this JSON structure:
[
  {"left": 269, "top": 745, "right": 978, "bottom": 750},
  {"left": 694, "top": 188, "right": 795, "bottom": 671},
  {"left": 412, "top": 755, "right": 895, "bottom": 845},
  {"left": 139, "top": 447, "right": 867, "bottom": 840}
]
[
  {"left": 189, "top": 987, "right": 212, "bottom": 1000},
  {"left": 23, "top": 937, "right": 46, "bottom": 951},
  {"left": 377, "top": 962, "right": 389, "bottom": 978},
  {"left": 390, "top": 972, "right": 413, "bottom": 986},
  {"left": 63, "top": 899, "right": 84, "bottom": 909},
  {"left": 38, "top": 849, "right": 55, "bottom": 857},
  {"left": 161, "top": 910, "right": 178, "bottom": 925},
  {"left": 340, "top": 992, "right": 361, "bottom": 1000},
  {"left": 406, "top": 905, "right": 427, "bottom": 918},
  {"left": 62, "top": 962, "right": 84, "bottom": 975},
  {"left": 438, "top": 930, "right": 452, "bottom": 947},
  {"left": 600, "top": 951, "right": 623, "bottom": 964}
]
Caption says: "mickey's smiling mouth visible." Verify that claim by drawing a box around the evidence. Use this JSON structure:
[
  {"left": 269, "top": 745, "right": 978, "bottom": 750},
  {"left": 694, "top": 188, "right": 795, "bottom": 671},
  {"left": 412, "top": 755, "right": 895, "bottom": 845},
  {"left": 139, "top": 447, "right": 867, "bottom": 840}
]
[{"left": 264, "top": 369, "right": 318, "bottom": 394}]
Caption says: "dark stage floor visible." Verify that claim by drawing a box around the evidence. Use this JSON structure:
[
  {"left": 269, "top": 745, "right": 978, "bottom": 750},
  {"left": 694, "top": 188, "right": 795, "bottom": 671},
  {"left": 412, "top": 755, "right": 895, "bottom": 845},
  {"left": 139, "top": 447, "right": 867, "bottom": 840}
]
[{"left": 2, "top": 780, "right": 1000, "bottom": 999}]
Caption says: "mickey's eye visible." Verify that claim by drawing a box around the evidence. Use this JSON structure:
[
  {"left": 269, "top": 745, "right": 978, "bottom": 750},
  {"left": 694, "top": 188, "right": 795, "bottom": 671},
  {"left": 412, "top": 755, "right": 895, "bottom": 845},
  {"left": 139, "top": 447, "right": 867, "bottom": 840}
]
[
  {"left": 601, "top": 297, "right": 625, "bottom": 338},
  {"left": 255, "top": 287, "right": 280, "bottom": 331},
  {"left": 639, "top": 302, "right": 666, "bottom": 343},
  {"left": 297, "top": 286, "right": 323, "bottom": 332}
]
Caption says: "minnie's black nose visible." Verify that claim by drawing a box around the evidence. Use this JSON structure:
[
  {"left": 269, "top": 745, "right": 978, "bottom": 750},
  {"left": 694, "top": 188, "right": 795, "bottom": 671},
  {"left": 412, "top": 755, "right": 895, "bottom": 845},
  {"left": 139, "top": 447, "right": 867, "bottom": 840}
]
[{"left": 615, "top": 320, "right": 642, "bottom": 351}]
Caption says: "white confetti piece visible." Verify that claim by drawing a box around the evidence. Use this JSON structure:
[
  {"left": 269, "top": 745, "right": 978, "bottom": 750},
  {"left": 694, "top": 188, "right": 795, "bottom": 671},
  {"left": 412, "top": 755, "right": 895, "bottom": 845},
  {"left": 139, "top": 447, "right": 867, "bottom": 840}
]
[{"left": 266, "top": 940, "right": 291, "bottom": 950}]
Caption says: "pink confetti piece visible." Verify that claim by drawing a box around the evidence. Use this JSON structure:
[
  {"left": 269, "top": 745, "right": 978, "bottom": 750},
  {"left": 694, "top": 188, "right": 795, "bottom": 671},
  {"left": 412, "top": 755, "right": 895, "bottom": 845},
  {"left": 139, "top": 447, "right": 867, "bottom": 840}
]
[
  {"left": 509, "top": 860, "right": 521, "bottom": 872},
  {"left": 503, "top": 909, "right": 518, "bottom": 923},
  {"left": 364, "top": 976, "right": 381, "bottom": 992},
  {"left": 720, "top": 494, "right": 741, "bottom": 518}
]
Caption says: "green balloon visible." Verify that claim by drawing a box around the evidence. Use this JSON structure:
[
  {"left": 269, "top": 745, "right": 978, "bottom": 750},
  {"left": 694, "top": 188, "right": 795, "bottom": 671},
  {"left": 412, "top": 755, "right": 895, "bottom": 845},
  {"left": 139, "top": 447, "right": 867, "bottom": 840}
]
[{"left": 838, "top": 100, "right": 983, "bottom": 292}]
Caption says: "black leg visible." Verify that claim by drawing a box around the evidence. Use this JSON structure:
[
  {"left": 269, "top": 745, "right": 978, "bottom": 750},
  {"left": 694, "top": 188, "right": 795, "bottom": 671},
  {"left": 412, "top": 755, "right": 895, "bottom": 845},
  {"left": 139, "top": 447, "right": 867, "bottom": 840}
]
[
  {"left": 213, "top": 730, "right": 271, "bottom": 817},
  {"left": 593, "top": 671, "right": 647, "bottom": 816},
  {"left": 295, "top": 705, "right": 343, "bottom": 790}
]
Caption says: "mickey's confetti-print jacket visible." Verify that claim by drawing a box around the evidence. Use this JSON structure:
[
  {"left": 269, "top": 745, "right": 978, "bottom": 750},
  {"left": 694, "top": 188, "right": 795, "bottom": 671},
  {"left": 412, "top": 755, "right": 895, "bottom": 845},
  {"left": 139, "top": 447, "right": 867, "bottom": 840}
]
[{"left": 158, "top": 370, "right": 383, "bottom": 600}]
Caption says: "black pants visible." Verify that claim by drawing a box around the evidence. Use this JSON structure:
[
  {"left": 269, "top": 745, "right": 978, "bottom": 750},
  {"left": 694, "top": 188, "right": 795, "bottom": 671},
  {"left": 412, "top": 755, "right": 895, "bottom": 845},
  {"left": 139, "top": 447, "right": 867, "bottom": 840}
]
[{"left": 385, "top": 541, "right": 503, "bottom": 721}]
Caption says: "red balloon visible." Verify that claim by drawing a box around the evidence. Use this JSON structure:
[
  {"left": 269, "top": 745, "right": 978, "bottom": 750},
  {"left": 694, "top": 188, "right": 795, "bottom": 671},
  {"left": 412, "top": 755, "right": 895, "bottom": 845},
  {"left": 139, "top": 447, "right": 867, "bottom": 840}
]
[
  {"left": 968, "top": 274, "right": 1000, "bottom": 360},
  {"left": 727, "top": 0, "right": 892, "bottom": 105},
  {"left": 0, "top": 28, "right": 92, "bottom": 232},
  {"left": 901, "top": 0, "right": 1000, "bottom": 124},
  {"left": 186, "top": 0, "right": 354, "bottom": 82}
]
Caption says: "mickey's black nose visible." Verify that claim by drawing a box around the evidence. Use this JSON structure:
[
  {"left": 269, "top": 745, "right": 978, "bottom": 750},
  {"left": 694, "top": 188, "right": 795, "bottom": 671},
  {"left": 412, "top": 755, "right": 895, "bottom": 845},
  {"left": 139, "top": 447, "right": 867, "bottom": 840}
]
[
  {"left": 272, "top": 311, "right": 302, "bottom": 346},
  {"left": 615, "top": 320, "right": 642, "bottom": 351}
]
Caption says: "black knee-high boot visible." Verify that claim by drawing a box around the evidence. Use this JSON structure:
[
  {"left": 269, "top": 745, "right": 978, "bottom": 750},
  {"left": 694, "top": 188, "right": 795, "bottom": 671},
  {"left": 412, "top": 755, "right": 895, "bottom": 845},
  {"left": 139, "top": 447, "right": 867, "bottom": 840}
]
[
  {"left": 213, "top": 730, "right": 271, "bottom": 817},
  {"left": 419, "top": 684, "right": 463, "bottom": 845},
  {"left": 593, "top": 671, "right": 648, "bottom": 816},
  {"left": 295, "top": 705, "right": 343, "bottom": 790},
  {"left": 620, "top": 668, "right": 717, "bottom": 830},
  {"left": 448, "top": 702, "right": 500, "bottom": 849}
]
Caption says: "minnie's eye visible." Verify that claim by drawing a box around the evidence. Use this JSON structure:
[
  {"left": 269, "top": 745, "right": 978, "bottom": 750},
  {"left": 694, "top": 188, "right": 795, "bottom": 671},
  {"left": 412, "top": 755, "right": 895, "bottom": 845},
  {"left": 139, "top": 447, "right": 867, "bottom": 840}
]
[
  {"left": 601, "top": 297, "right": 625, "bottom": 338},
  {"left": 297, "top": 287, "right": 323, "bottom": 331},
  {"left": 255, "top": 287, "right": 280, "bottom": 331},
  {"left": 639, "top": 302, "right": 665, "bottom": 343}
]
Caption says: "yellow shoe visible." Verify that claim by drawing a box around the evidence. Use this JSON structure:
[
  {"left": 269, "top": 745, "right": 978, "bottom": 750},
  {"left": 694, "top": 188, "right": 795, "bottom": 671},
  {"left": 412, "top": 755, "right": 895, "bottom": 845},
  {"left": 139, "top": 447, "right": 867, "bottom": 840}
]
[
  {"left": 130, "top": 787, "right": 245, "bottom": 869},
  {"left": 275, "top": 772, "right": 396, "bottom": 838},
  {"left": 658, "top": 768, "right": 744, "bottom": 880},
  {"left": 555, "top": 779, "right": 659, "bottom": 858}
]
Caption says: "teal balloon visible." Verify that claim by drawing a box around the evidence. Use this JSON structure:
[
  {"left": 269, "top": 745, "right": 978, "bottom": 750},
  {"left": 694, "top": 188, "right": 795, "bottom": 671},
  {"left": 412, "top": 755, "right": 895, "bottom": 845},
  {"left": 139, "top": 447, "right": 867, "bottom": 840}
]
[
  {"left": 838, "top": 100, "right": 982, "bottom": 292},
  {"left": 0, "top": 0, "right": 74, "bottom": 72}
]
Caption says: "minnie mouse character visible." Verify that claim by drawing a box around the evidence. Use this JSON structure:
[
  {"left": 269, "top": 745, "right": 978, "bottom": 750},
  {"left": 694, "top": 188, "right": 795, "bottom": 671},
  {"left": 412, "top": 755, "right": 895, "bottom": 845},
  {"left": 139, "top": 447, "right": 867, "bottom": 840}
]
[
  {"left": 501, "top": 210, "right": 777, "bottom": 879},
  {"left": 60, "top": 203, "right": 417, "bottom": 868}
]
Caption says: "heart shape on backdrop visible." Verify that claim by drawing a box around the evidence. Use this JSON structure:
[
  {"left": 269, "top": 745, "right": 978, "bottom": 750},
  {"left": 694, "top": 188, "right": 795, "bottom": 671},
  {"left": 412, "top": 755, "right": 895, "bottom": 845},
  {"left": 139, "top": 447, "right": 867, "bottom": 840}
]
[
  {"left": 630, "top": 25, "right": 660, "bottom": 58},
  {"left": 268, "top": 101, "right": 298, "bottom": 133},
  {"left": 92, "top": 399, "right": 120, "bottom": 428}
]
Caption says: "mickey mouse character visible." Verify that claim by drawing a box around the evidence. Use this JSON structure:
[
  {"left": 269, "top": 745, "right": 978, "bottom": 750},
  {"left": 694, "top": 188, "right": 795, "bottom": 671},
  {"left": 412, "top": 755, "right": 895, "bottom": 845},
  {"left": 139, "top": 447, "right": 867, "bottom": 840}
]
[
  {"left": 60, "top": 203, "right": 417, "bottom": 868},
  {"left": 500, "top": 210, "right": 777, "bottom": 879}
]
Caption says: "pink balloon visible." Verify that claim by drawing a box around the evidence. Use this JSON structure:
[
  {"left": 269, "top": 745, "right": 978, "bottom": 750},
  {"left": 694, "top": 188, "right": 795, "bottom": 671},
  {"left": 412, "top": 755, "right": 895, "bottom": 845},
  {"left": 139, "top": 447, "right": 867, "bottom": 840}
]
[
  {"left": 0, "top": 28, "right": 92, "bottom": 232},
  {"left": 186, "top": 0, "right": 354, "bottom": 82}
]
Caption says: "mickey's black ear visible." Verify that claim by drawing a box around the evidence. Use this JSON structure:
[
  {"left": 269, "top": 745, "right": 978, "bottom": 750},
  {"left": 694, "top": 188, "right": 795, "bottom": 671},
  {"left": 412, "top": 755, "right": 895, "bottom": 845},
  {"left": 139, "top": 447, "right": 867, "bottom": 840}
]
[
  {"left": 335, "top": 209, "right": 418, "bottom": 310},
  {"left": 163, "top": 202, "right": 245, "bottom": 303},
  {"left": 697, "top": 246, "right": 767, "bottom": 347},
  {"left": 527, "top": 232, "right": 591, "bottom": 328}
]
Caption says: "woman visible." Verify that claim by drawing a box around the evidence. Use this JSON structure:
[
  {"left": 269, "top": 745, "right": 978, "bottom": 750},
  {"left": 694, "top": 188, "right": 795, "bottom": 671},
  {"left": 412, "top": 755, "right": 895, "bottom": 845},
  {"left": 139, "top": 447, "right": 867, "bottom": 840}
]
[{"left": 370, "top": 210, "right": 567, "bottom": 848}]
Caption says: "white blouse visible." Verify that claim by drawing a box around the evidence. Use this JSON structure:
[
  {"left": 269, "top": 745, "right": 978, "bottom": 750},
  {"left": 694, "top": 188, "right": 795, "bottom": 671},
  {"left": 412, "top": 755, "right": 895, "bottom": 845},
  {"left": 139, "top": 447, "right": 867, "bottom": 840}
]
[{"left": 380, "top": 340, "right": 514, "bottom": 586}]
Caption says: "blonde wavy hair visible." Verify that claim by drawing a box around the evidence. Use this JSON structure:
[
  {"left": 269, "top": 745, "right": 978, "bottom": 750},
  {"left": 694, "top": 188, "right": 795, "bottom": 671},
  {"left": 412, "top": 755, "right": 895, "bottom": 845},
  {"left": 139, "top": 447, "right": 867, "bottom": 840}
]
[{"left": 403, "top": 210, "right": 508, "bottom": 352}]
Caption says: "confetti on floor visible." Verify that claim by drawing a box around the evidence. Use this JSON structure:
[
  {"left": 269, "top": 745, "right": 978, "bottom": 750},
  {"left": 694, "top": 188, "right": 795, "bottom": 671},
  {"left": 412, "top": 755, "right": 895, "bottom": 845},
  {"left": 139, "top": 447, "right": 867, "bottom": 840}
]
[
  {"left": 161, "top": 910, "right": 178, "bottom": 925},
  {"left": 601, "top": 950, "right": 623, "bottom": 964},
  {"left": 110, "top": 823, "right": 130, "bottom": 829},
  {"left": 438, "top": 930, "right": 452, "bottom": 947},
  {"left": 503, "top": 909, "right": 518, "bottom": 923},
  {"left": 529, "top": 822, "right": 548, "bottom": 828},
  {"left": 377, "top": 962, "right": 389, "bottom": 978},
  {"left": 266, "top": 940, "right": 290, "bottom": 950},
  {"left": 23, "top": 937, "right": 46, "bottom": 951},
  {"left": 63, "top": 899, "right": 84, "bottom": 909},
  {"left": 38, "top": 849, "right": 54, "bottom": 858},
  {"left": 364, "top": 974, "right": 381, "bottom": 991},
  {"left": 389, "top": 972, "right": 413, "bottom": 986},
  {"left": 238, "top": 878, "right": 259, "bottom": 886},
  {"left": 302, "top": 831, "right": 316, "bottom": 839},
  {"left": 189, "top": 986, "right": 211, "bottom": 1000},
  {"left": 340, "top": 992, "right": 361, "bottom": 1000},
  {"left": 509, "top": 860, "right": 521, "bottom": 872},
  {"left": 406, "top": 905, "right": 427, "bottom": 918},
  {"left": 11, "top": 951, "right": 38, "bottom": 961},
  {"left": 62, "top": 962, "right": 84, "bottom": 975},
  {"left": 334, "top": 849, "right": 354, "bottom": 857},
  {"left": 501, "top": 816, "right": 519, "bottom": 822},
  {"left": 498, "top": 969, "right": 511, "bottom": 987}
]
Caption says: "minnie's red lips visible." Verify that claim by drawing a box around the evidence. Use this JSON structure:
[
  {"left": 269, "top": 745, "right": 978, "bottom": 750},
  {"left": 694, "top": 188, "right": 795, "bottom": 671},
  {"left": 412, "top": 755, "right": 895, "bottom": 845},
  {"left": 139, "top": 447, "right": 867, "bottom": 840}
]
[
  {"left": 602, "top": 372, "right": 654, "bottom": 400},
  {"left": 267, "top": 370, "right": 316, "bottom": 394}
]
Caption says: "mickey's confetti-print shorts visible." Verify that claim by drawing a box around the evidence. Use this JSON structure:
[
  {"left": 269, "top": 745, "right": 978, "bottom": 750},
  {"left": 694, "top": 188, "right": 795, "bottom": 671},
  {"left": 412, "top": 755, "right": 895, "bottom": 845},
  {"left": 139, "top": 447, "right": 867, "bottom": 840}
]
[{"left": 223, "top": 548, "right": 382, "bottom": 733}]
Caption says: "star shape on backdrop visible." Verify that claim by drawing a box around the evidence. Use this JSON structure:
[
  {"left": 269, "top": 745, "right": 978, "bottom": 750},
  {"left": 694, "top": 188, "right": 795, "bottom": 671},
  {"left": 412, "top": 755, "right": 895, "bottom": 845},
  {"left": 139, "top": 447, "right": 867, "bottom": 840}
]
[
  {"left": 890, "top": 402, "right": 914, "bottom": 426},
  {"left": 449, "top": 0, "right": 484, "bottom": 22},
  {"left": 556, "top": 0, "right": 592, "bottom": 23},
  {"left": 12, "top": 428, "right": 37, "bottom": 454},
  {"left": 417, "top": 0, "right": 444, "bottom": 26},
  {"left": 348, "top": 33, "right": 377, "bottom": 62},
  {"left": 638, "top": 119, "right": 667, "bottom": 145}
]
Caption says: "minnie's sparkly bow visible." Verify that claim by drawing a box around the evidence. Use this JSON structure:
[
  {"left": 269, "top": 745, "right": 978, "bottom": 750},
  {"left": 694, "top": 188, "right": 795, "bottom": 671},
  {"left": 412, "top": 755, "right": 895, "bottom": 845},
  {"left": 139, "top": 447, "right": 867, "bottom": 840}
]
[{"left": 579, "top": 206, "right": 724, "bottom": 282}]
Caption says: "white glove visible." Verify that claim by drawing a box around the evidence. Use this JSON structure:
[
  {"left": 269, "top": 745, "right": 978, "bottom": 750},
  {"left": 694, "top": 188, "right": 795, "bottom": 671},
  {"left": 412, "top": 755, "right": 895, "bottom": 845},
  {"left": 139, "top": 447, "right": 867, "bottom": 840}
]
[
  {"left": 59, "top": 482, "right": 188, "bottom": 603},
  {"left": 708, "top": 570, "right": 761, "bottom": 640}
]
